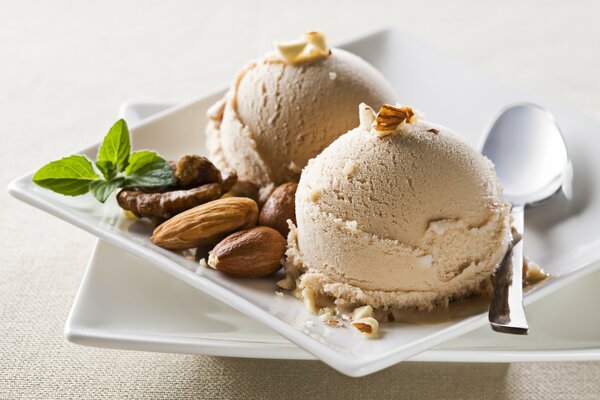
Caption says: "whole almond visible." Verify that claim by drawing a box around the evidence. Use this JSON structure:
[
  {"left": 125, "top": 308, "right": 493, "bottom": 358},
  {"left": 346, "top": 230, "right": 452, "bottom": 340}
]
[
  {"left": 208, "top": 226, "right": 286, "bottom": 278},
  {"left": 151, "top": 197, "right": 258, "bottom": 250},
  {"left": 258, "top": 182, "right": 297, "bottom": 237}
]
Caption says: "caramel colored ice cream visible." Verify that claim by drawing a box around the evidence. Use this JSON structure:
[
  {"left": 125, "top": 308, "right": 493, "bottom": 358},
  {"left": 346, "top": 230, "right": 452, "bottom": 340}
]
[
  {"left": 286, "top": 105, "right": 512, "bottom": 310},
  {"left": 206, "top": 32, "right": 397, "bottom": 196}
]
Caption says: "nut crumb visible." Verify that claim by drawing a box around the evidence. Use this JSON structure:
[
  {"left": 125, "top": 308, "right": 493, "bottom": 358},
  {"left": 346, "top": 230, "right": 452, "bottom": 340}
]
[
  {"left": 427, "top": 128, "right": 439, "bottom": 135},
  {"left": 352, "top": 317, "right": 379, "bottom": 338},
  {"left": 359, "top": 103, "right": 376, "bottom": 130},
  {"left": 351, "top": 305, "right": 373, "bottom": 321},
  {"left": 302, "top": 287, "right": 318, "bottom": 314},
  {"left": 308, "top": 188, "right": 322, "bottom": 203},
  {"left": 275, "top": 291, "right": 284, "bottom": 298},
  {"left": 342, "top": 161, "right": 357, "bottom": 179},
  {"left": 324, "top": 319, "right": 339, "bottom": 327},
  {"left": 196, "top": 259, "right": 208, "bottom": 276},
  {"left": 276, "top": 275, "right": 295, "bottom": 291}
]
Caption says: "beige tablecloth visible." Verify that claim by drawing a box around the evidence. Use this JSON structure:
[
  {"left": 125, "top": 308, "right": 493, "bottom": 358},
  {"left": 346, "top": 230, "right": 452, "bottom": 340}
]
[{"left": 2, "top": 1, "right": 600, "bottom": 398}]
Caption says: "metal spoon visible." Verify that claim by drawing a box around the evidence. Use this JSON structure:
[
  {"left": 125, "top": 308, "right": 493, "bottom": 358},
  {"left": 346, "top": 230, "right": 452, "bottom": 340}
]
[{"left": 481, "top": 103, "right": 569, "bottom": 335}]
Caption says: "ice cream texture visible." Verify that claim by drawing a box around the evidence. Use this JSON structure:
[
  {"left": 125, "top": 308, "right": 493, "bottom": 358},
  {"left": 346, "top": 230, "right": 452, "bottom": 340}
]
[
  {"left": 287, "top": 104, "right": 512, "bottom": 310},
  {"left": 206, "top": 31, "right": 397, "bottom": 194}
]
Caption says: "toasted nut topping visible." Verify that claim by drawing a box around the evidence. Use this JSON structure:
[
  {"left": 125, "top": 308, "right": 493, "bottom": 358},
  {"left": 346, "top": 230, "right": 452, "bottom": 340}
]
[
  {"left": 372, "top": 104, "right": 414, "bottom": 137},
  {"left": 352, "top": 317, "right": 379, "bottom": 338},
  {"left": 359, "top": 103, "right": 376, "bottom": 130},
  {"left": 351, "top": 305, "right": 373, "bottom": 321},
  {"left": 303, "top": 31, "right": 328, "bottom": 53},
  {"left": 276, "top": 275, "right": 296, "bottom": 291},
  {"left": 275, "top": 40, "right": 307, "bottom": 63},
  {"left": 302, "top": 287, "right": 318, "bottom": 314}
]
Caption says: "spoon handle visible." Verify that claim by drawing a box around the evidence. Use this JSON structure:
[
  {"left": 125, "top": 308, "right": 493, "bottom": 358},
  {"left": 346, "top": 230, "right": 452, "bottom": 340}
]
[{"left": 488, "top": 204, "right": 529, "bottom": 334}]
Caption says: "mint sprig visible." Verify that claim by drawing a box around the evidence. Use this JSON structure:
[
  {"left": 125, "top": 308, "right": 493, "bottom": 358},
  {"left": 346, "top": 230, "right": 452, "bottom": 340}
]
[{"left": 32, "top": 119, "right": 175, "bottom": 203}]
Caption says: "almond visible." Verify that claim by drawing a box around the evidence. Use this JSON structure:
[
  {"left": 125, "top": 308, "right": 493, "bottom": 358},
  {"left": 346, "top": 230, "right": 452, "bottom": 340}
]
[
  {"left": 258, "top": 182, "right": 297, "bottom": 237},
  {"left": 208, "top": 226, "right": 286, "bottom": 278},
  {"left": 151, "top": 197, "right": 258, "bottom": 250}
]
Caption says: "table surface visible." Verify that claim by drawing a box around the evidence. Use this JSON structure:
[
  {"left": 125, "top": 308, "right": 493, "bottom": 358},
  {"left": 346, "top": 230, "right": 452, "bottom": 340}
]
[{"left": 2, "top": 0, "right": 600, "bottom": 398}]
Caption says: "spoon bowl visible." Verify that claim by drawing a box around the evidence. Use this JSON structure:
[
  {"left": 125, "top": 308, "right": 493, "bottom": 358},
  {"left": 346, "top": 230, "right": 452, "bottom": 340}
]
[{"left": 482, "top": 103, "right": 569, "bottom": 205}]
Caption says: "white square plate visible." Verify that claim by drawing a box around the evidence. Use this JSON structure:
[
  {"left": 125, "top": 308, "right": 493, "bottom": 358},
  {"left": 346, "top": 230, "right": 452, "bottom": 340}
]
[
  {"left": 66, "top": 238, "right": 600, "bottom": 363},
  {"left": 9, "top": 29, "right": 600, "bottom": 376}
]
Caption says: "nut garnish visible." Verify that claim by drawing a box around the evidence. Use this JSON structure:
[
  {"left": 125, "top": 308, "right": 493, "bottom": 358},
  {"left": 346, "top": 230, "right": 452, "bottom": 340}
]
[
  {"left": 351, "top": 305, "right": 373, "bottom": 321},
  {"left": 117, "top": 155, "right": 232, "bottom": 219},
  {"left": 259, "top": 183, "right": 298, "bottom": 237},
  {"left": 151, "top": 197, "right": 258, "bottom": 250},
  {"left": 352, "top": 317, "right": 379, "bottom": 338},
  {"left": 207, "top": 226, "right": 286, "bottom": 278},
  {"left": 303, "top": 31, "right": 328, "bottom": 53},
  {"left": 275, "top": 40, "right": 308, "bottom": 64},
  {"left": 372, "top": 104, "right": 414, "bottom": 137},
  {"left": 175, "top": 155, "right": 222, "bottom": 188},
  {"left": 276, "top": 275, "right": 295, "bottom": 291},
  {"left": 308, "top": 188, "right": 321, "bottom": 203},
  {"left": 118, "top": 183, "right": 224, "bottom": 220},
  {"left": 358, "top": 103, "right": 376, "bottom": 130},
  {"left": 273, "top": 31, "right": 330, "bottom": 64},
  {"left": 302, "top": 287, "right": 318, "bottom": 314}
]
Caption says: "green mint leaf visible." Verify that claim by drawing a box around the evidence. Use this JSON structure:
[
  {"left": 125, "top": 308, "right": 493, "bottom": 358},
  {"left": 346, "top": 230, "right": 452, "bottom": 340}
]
[
  {"left": 125, "top": 150, "right": 164, "bottom": 176},
  {"left": 32, "top": 155, "right": 99, "bottom": 196},
  {"left": 97, "top": 119, "right": 131, "bottom": 172},
  {"left": 95, "top": 160, "right": 115, "bottom": 180},
  {"left": 89, "top": 177, "right": 126, "bottom": 203},
  {"left": 124, "top": 159, "right": 176, "bottom": 188}
]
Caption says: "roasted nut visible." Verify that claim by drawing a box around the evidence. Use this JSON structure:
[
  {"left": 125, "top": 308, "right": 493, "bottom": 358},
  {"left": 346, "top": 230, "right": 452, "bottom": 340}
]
[
  {"left": 275, "top": 40, "right": 307, "bottom": 63},
  {"left": 151, "top": 197, "right": 258, "bottom": 250},
  {"left": 352, "top": 317, "right": 379, "bottom": 338},
  {"left": 359, "top": 103, "right": 376, "bottom": 130},
  {"left": 303, "top": 31, "right": 328, "bottom": 53},
  {"left": 259, "top": 182, "right": 298, "bottom": 237},
  {"left": 207, "top": 226, "right": 286, "bottom": 278},
  {"left": 373, "top": 104, "right": 414, "bottom": 136},
  {"left": 225, "top": 180, "right": 260, "bottom": 203},
  {"left": 302, "top": 287, "right": 318, "bottom": 314},
  {"left": 117, "top": 183, "right": 224, "bottom": 219},
  {"left": 220, "top": 170, "right": 238, "bottom": 193},
  {"left": 175, "top": 155, "right": 222, "bottom": 188},
  {"left": 351, "top": 305, "right": 373, "bottom": 321}
]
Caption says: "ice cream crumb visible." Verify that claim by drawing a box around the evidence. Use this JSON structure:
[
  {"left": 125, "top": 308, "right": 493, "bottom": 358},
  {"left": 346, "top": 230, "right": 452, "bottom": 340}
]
[
  {"left": 275, "top": 291, "right": 284, "bottom": 297},
  {"left": 418, "top": 255, "right": 433, "bottom": 268},
  {"left": 329, "top": 71, "right": 337, "bottom": 80},
  {"left": 345, "top": 220, "right": 358, "bottom": 231},
  {"left": 342, "top": 160, "right": 357, "bottom": 178}
]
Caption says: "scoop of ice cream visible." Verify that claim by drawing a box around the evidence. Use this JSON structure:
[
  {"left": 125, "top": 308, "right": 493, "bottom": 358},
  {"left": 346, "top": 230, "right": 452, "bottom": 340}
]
[
  {"left": 206, "top": 45, "right": 397, "bottom": 193},
  {"left": 289, "top": 106, "right": 512, "bottom": 310}
]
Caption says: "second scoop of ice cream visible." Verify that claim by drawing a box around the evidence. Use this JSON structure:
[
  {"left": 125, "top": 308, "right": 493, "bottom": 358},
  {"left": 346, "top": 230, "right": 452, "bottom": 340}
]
[
  {"left": 289, "top": 105, "right": 512, "bottom": 310},
  {"left": 206, "top": 46, "right": 397, "bottom": 192}
]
